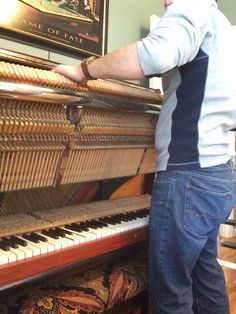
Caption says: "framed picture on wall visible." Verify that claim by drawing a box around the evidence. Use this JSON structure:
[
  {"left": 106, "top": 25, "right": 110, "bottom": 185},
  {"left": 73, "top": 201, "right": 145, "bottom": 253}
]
[{"left": 0, "top": 0, "right": 108, "bottom": 57}]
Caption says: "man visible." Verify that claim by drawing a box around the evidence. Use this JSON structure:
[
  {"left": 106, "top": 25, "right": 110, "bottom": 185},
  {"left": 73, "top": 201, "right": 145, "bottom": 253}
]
[{"left": 53, "top": 0, "right": 236, "bottom": 313}]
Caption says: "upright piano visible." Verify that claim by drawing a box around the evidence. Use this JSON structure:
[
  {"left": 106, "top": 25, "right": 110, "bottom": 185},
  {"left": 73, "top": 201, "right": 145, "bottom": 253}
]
[{"left": 0, "top": 48, "right": 162, "bottom": 289}]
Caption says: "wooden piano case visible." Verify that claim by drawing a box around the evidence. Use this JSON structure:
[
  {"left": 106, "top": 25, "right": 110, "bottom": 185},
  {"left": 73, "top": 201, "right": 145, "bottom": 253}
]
[{"left": 0, "top": 48, "right": 162, "bottom": 299}]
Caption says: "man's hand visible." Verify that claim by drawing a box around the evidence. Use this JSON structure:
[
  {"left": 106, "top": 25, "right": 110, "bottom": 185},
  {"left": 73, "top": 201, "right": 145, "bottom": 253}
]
[{"left": 52, "top": 64, "right": 86, "bottom": 83}]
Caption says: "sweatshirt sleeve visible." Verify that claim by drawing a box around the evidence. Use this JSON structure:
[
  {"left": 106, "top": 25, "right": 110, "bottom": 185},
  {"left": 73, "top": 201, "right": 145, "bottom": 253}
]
[{"left": 137, "top": 0, "right": 210, "bottom": 76}]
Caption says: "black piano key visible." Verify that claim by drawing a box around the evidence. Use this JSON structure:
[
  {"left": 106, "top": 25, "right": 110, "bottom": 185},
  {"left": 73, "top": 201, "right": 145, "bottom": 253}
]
[
  {"left": 99, "top": 217, "right": 117, "bottom": 225},
  {"left": 77, "top": 222, "right": 89, "bottom": 232},
  {"left": 133, "top": 211, "right": 143, "bottom": 218},
  {"left": 65, "top": 224, "right": 84, "bottom": 233},
  {"left": 137, "top": 209, "right": 149, "bottom": 217},
  {"left": 10, "top": 236, "right": 27, "bottom": 247},
  {"left": 125, "top": 212, "right": 138, "bottom": 220},
  {"left": 22, "top": 233, "right": 40, "bottom": 243},
  {"left": 0, "top": 242, "right": 10, "bottom": 251},
  {"left": 65, "top": 223, "right": 89, "bottom": 233},
  {"left": 137, "top": 212, "right": 147, "bottom": 218},
  {"left": 57, "top": 227, "right": 73, "bottom": 235},
  {"left": 111, "top": 215, "right": 123, "bottom": 224},
  {"left": 85, "top": 221, "right": 99, "bottom": 229},
  {"left": 54, "top": 227, "right": 70, "bottom": 236},
  {"left": 64, "top": 224, "right": 79, "bottom": 232},
  {"left": 106, "top": 216, "right": 121, "bottom": 224},
  {"left": 30, "top": 232, "right": 48, "bottom": 242},
  {"left": 95, "top": 220, "right": 108, "bottom": 227},
  {"left": 117, "top": 215, "right": 130, "bottom": 222},
  {"left": 2, "top": 238, "right": 19, "bottom": 249},
  {"left": 100, "top": 220, "right": 109, "bottom": 226},
  {"left": 91, "top": 220, "right": 107, "bottom": 228},
  {"left": 42, "top": 230, "right": 59, "bottom": 240},
  {"left": 52, "top": 228, "right": 66, "bottom": 238},
  {"left": 73, "top": 223, "right": 89, "bottom": 232}
]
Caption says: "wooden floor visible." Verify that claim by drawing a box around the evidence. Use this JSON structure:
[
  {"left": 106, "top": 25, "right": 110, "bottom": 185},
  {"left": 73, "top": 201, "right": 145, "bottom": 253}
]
[{"left": 219, "top": 236, "right": 236, "bottom": 314}]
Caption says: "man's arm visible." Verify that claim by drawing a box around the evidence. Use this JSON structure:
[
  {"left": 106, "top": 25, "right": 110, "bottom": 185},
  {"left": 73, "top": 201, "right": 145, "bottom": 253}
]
[{"left": 52, "top": 42, "right": 145, "bottom": 83}]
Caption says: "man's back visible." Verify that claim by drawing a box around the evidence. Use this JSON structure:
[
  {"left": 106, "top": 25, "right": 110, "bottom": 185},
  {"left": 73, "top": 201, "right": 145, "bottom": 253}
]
[{"left": 137, "top": 0, "right": 236, "bottom": 171}]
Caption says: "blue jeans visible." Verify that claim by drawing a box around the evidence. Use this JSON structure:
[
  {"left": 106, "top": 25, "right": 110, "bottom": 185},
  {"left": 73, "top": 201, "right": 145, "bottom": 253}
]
[{"left": 149, "top": 160, "right": 236, "bottom": 314}]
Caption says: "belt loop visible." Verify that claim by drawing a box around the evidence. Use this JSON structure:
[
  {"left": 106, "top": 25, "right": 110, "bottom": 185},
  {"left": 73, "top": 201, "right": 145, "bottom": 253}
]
[{"left": 229, "top": 159, "right": 235, "bottom": 172}]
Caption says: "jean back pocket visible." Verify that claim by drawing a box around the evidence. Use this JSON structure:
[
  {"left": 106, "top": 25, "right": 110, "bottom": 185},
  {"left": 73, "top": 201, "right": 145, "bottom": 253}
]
[{"left": 183, "top": 184, "right": 231, "bottom": 236}]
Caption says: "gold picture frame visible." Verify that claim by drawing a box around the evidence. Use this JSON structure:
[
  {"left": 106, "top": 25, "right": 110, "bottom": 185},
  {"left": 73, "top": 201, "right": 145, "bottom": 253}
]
[{"left": 0, "top": 0, "right": 108, "bottom": 56}]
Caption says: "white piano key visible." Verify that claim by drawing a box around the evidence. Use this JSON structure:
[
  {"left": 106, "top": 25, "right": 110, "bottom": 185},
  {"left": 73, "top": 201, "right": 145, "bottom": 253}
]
[
  {"left": 134, "top": 217, "right": 149, "bottom": 227},
  {"left": 0, "top": 249, "right": 10, "bottom": 265},
  {"left": 100, "top": 225, "right": 118, "bottom": 236},
  {"left": 39, "top": 234, "right": 62, "bottom": 251},
  {"left": 16, "top": 245, "right": 34, "bottom": 258},
  {"left": 61, "top": 228, "right": 87, "bottom": 244},
  {"left": 60, "top": 229, "right": 83, "bottom": 244},
  {"left": 128, "top": 219, "right": 144, "bottom": 229},
  {"left": 75, "top": 230, "right": 97, "bottom": 242},
  {"left": 95, "top": 225, "right": 116, "bottom": 237},
  {"left": 87, "top": 227, "right": 103, "bottom": 239},
  {"left": 9, "top": 247, "right": 26, "bottom": 261},
  {"left": 58, "top": 236, "right": 74, "bottom": 249},
  {"left": 0, "top": 249, "right": 17, "bottom": 263},
  {"left": 104, "top": 220, "right": 129, "bottom": 233},
  {"left": 33, "top": 240, "right": 51, "bottom": 254},
  {"left": 63, "top": 228, "right": 96, "bottom": 242},
  {"left": 63, "top": 237, "right": 78, "bottom": 247},
  {"left": 22, "top": 235, "right": 54, "bottom": 254},
  {"left": 105, "top": 223, "right": 123, "bottom": 234},
  {"left": 62, "top": 232, "right": 83, "bottom": 245},
  {"left": 17, "top": 236, "right": 41, "bottom": 256}
]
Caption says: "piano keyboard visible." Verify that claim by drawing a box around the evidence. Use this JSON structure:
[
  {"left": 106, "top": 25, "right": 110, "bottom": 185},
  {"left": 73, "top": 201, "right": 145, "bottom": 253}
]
[
  {"left": 0, "top": 209, "right": 149, "bottom": 265},
  {"left": 0, "top": 195, "right": 150, "bottom": 287}
]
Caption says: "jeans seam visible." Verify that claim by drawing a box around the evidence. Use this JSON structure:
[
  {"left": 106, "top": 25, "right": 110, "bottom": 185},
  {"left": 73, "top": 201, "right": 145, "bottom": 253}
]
[
  {"left": 188, "top": 172, "right": 233, "bottom": 182},
  {"left": 158, "top": 178, "right": 173, "bottom": 309},
  {"left": 193, "top": 284, "right": 201, "bottom": 314},
  {"left": 186, "top": 184, "right": 231, "bottom": 197}
]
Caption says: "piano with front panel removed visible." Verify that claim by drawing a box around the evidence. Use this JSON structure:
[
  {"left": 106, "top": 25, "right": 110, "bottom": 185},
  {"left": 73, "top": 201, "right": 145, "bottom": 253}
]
[{"left": 0, "top": 48, "right": 162, "bottom": 289}]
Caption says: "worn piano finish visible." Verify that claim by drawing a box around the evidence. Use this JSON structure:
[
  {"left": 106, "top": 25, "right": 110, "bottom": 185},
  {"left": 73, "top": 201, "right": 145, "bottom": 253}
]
[{"left": 0, "top": 48, "right": 162, "bottom": 289}]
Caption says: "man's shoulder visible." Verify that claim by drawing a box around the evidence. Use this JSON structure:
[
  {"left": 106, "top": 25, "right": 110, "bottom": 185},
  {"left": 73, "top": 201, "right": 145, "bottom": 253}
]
[{"left": 164, "top": 0, "right": 212, "bottom": 27}]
